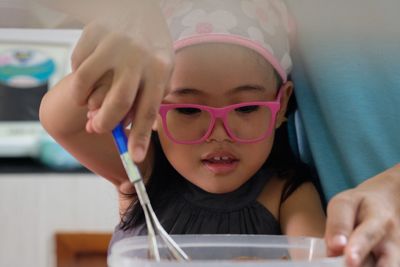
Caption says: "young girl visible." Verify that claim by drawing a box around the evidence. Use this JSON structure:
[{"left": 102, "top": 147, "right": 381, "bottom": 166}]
[{"left": 40, "top": 0, "right": 325, "bottom": 246}]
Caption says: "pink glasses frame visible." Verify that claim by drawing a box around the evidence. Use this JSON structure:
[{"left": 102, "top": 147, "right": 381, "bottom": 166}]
[{"left": 159, "top": 89, "right": 283, "bottom": 144}]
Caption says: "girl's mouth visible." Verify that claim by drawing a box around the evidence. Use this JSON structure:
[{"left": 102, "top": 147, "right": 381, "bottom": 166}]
[{"left": 201, "top": 154, "right": 239, "bottom": 175}]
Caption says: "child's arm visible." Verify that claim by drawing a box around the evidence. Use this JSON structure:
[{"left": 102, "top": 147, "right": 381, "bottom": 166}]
[
  {"left": 39, "top": 74, "right": 153, "bottom": 210},
  {"left": 36, "top": 0, "right": 173, "bottom": 163},
  {"left": 279, "top": 182, "right": 326, "bottom": 237}
]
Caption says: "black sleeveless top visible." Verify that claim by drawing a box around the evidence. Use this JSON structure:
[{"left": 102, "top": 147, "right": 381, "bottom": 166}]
[{"left": 109, "top": 168, "right": 281, "bottom": 248}]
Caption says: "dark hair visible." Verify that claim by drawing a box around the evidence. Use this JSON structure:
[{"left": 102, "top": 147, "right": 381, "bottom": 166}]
[
  {"left": 266, "top": 92, "right": 323, "bottom": 203},
  {"left": 119, "top": 89, "right": 325, "bottom": 231}
]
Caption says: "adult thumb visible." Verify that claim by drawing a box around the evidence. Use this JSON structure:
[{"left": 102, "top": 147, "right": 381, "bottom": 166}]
[{"left": 325, "top": 191, "right": 359, "bottom": 256}]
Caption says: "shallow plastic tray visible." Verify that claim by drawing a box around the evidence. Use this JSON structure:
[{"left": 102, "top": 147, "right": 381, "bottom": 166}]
[{"left": 108, "top": 235, "right": 343, "bottom": 267}]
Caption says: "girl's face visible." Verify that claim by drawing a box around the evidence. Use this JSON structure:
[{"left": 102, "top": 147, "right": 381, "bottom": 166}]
[{"left": 155, "top": 43, "right": 292, "bottom": 193}]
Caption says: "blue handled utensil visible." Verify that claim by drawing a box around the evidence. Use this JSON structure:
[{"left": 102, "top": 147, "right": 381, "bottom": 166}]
[{"left": 112, "top": 123, "right": 189, "bottom": 261}]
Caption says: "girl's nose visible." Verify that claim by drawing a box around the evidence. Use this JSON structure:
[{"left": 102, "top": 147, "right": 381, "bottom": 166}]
[{"left": 206, "top": 119, "right": 233, "bottom": 143}]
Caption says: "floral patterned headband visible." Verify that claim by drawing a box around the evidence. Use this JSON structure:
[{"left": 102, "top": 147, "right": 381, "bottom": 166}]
[{"left": 161, "top": 0, "right": 292, "bottom": 82}]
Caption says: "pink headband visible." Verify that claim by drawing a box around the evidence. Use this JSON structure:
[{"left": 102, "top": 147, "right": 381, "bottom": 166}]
[{"left": 162, "top": 0, "right": 292, "bottom": 83}]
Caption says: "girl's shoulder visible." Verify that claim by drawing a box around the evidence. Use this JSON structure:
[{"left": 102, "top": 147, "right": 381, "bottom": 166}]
[
  {"left": 257, "top": 174, "right": 326, "bottom": 237},
  {"left": 278, "top": 181, "right": 326, "bottom": 237},
  {"left": 256, "top": 175, "right": 286, "bottom": 221},
  {"left": 256, "top": 173, "right": 322, "bottom": 221}
]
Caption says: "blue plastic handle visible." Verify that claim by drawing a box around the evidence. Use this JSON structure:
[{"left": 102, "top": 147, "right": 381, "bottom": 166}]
[{"left": 112, "top": 123, "right": 128, "bottom": 154}]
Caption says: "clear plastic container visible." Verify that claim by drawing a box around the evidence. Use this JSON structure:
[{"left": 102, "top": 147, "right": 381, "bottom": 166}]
[{"left": 108, "top": 235, "right": 344, "bottom": 267}]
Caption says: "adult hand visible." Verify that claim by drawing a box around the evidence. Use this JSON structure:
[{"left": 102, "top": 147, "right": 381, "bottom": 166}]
[
  {"left": 68, "top": 0, "right": 173, "bottom": 162},
  {"left": 325, "top": 163, "right": 400, "bottom": 267}
]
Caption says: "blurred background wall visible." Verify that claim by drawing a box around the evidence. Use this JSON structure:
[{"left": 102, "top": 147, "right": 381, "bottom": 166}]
[{"left": 0, "top": 2, "right": 118, "bottom": 267}]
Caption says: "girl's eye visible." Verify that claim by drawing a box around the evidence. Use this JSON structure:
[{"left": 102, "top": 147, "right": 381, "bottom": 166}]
[
  {"left": 174, "top": 107, "right": 201, "bottom": 115},
  {"left": 235, "top": 105, "right": 260, "bottom": 113}
]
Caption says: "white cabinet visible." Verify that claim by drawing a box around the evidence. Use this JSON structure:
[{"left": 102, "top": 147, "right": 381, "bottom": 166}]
[{"left": 0, "top": 174, "right": 119, "bottom": 267}]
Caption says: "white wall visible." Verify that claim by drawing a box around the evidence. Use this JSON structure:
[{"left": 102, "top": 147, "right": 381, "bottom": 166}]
[{"left": 0, "top": 173, "right": 119, "bottom": 267}]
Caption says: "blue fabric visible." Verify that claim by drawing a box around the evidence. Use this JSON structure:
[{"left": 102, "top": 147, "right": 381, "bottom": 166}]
[{"left": 285, "top": 0, "right": 400, "bottom": 200}]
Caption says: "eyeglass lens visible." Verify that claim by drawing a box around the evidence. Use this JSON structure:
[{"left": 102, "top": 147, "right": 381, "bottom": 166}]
[{"left": 165, "top": 105, "right": 272, "bottom": 142}]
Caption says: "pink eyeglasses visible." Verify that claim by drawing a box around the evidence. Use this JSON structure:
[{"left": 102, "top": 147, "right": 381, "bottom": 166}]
[{"left": 159, "top": 89, "right": 283, "bottom": 144}]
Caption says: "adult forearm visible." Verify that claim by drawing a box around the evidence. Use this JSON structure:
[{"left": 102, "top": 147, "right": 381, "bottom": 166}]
[{"left": 32, "top": 0, "right": 162, "bottom": 24}]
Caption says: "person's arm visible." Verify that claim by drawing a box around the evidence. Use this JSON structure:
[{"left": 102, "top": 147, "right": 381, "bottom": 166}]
[
  {"left": 39, "top": 73, "right": 153, "bottom": 213},
  {"left": 33, "top": 0, "right": 163, "bottom": 24},
  {"left": 325, "top": 163, "right": 400, "bottom": 267},
  {"left": 279, "top": 182, "right": 326, "bottom": 237},
  {"left": 36, "top": 0, "right": 174, "bottom": 163},
  {"left": 40, "top": 74, "right": 125, "bottom": 184}
]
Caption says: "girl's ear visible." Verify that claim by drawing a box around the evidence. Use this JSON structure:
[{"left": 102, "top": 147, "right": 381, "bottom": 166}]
[{"left": 275, "top": 81, "right": 293, "bottom": 129}]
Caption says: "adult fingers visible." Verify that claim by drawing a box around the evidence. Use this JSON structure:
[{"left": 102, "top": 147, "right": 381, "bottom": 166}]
[
  {"left": 71, "top": 35, "right": 118, "bottom": 106},
  {"left": 128, "top": 61, "right": 172, "bottom": 162},
  {"left": 91, "top": 69, "right": 141, "bottom": 133},
  {"left": 87, "top": 71, "right": 113, "bottom": 111},
  {"left": 71, "top": 23, "right": 106, "bottom": 71},
  {"left": 376, "top": 236, "right": 400, "bottom": 267},
  {"left": 345, "top": 215, "right": 400, "bottom": 266},
  {"left": 87, "top": 83, "right": 109, "bottom": 111},
  {"left": 325, "top": 190, "right": 359, "bottom": 256},
  {"left": 345, "top": 217, "right": 388, "bottom": 267}
]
